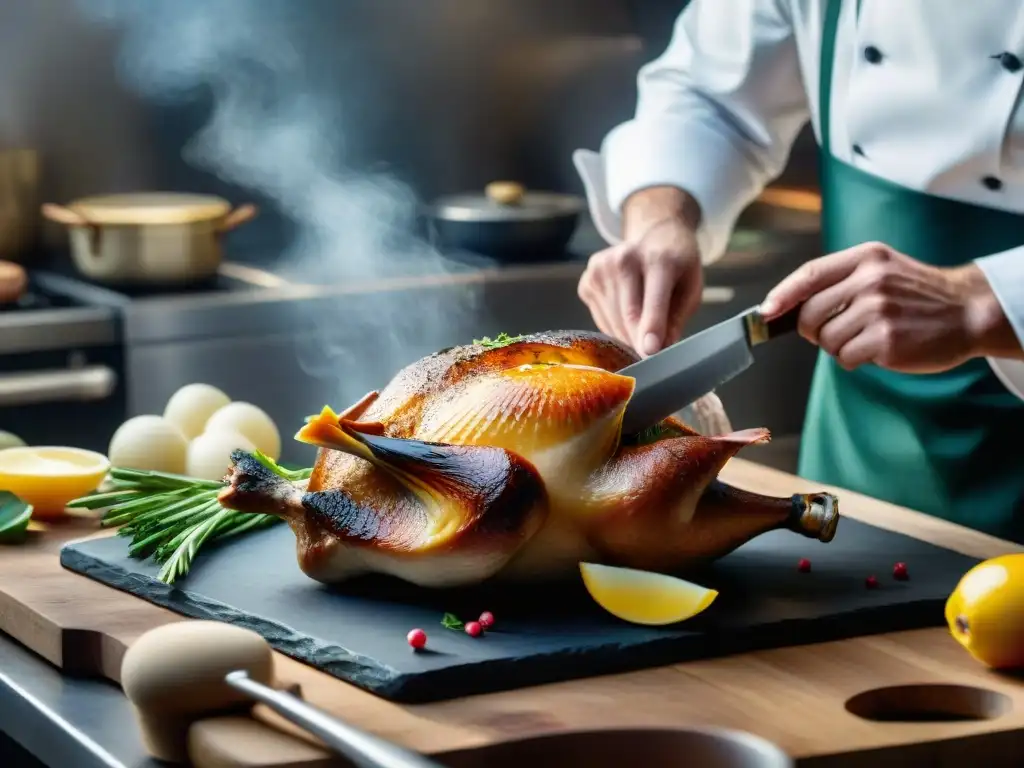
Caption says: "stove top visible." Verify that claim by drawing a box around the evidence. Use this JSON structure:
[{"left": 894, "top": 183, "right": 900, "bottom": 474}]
[
  {"left": 24, "top": 260, "right": 285, "bottom": 306},
  {"left": 0, "top": 260, "right": 289, "bottom": 355},
  {"left": 0, "top": 286, "right": 81, "bottom": 313}
]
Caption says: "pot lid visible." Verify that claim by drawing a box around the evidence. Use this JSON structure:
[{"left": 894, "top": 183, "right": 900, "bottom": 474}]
[
  {"left": 430, "top": 181, "right": 585, "bottom": 222},
  {"left": 67, "top": 192, "right": 232, "bottom": 225}
]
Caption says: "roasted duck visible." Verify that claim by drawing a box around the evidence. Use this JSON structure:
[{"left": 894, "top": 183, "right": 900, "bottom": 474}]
[{"left": 220, "top": 331, "right": 839, "bottom": 587}]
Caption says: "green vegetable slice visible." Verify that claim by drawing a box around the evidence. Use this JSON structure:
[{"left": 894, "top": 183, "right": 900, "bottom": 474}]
[{"left": 0, "top": 492, "right": 33, "bottom": 544}]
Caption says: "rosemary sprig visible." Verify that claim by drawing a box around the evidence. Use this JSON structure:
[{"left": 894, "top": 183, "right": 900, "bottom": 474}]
[{"left": 67, "top": 450, "right": 312, "bottom": 585}]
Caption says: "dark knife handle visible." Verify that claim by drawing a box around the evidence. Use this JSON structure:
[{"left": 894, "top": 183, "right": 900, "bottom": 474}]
[
  {"left": 765, "top": 303, "right": 803, "bottom": 338},
  {"left": 747, "top": 303, "right": 803, "bottom": 346}
]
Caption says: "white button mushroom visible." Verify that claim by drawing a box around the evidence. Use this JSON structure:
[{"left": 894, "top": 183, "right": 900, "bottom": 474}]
[
  {"left": 108, "top": 415, "right": 188, "bottom": 474},
  {"left": 164, "top": 383, "right": 232, "bottom": 440},
  {"left": 205, "top": 402, "right": 281, "bottom": 461},
  {"left": 120, "top": 621, "right": 275, "bottom": 763}
]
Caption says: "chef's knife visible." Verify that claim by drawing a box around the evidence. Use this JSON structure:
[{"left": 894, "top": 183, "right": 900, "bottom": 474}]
[{"left": 618, "top": 304, "right": 801, "bottom": 435}]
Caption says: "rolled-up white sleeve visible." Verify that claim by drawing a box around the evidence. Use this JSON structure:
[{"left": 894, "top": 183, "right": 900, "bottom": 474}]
[
  {"left": 975, "top": 246, "right": 1024, "bottom": 401},
  {"left": 582, "top": 0, "right": 809, "bottom": 264}
]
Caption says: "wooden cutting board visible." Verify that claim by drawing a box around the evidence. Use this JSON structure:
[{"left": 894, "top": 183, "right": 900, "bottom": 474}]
[{"left": 3, "top": 458, "right": 1024, "bottom": 768}]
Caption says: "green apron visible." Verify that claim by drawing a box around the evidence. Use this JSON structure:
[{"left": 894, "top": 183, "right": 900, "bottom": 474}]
[{"left": 797, "top": 0, "right": 1024, "bottom": 540}]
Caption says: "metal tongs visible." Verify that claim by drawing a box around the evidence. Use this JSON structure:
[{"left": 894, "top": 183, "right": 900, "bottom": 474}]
[{"left": 225, "top": 670, "right": 445, "bottom": 768}]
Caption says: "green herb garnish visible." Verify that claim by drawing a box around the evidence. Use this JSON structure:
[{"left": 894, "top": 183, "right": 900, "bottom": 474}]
[
  {"left": 441, "top": 612, "right": 465, "bottom": 631},
  {"left": 473, "top": 332, "right": 526, "bottom": 349},
  {"left": 67, "top": 450, "right": 312, "bottom": 585}
]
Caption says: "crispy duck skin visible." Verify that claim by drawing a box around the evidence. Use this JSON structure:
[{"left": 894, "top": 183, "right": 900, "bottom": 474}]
[{"left": 218, "top": 330, "right": 840, "bottom": 587}]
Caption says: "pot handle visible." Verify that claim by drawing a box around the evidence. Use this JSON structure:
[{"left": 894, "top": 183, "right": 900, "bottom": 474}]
[
  {"left": 41, "top": 203, "right": 91, "bottom": 227},
  {"left": 41, "top": 203, "right": 103, "bottom": 257},
  {"left": 217, "top": 203, "right": 259, "bottom": 235}
]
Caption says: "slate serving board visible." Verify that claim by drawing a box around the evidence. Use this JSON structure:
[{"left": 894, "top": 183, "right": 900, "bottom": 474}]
[{"left": 61, "top": 518, "right": 978, "bottom": 703}]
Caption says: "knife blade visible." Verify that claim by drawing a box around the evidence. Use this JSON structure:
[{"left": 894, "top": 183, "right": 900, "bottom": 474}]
[{"left": 618, "top": 304, "right": 801, "bottom": 435}]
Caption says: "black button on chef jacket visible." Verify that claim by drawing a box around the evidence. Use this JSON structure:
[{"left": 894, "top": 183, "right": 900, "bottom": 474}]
[
  {"left": 998, "top": 52, "right": 1023, "bottom": 73},
  {"left": 863, "top": 45, "right": 883, "bottom": 64}
]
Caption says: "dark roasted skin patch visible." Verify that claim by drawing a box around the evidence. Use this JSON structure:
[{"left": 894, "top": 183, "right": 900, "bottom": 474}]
[
  {"left": 302, "top": 431, "right": 548, "bottom": 552},
  {"left": 470, "top": 455, "right": 549, "bottom": 539},
  {"left": 301, "top": 488, "right": 401, "bottom": 544},
  {"left": 356, "top": 431, "right": 548, "bottom": 540}
]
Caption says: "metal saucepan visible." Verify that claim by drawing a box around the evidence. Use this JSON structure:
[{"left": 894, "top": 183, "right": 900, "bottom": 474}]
[
  {"left": 426, "top": 181, "right": 585, "bottom": 261},
  {"left": 41, "top": 192, "right": 258, "bottom": 286}
]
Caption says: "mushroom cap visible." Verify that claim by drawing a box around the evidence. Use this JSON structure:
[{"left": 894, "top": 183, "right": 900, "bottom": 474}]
[{"left": 121, "top": 620, "right": 274, "bottom": 716}]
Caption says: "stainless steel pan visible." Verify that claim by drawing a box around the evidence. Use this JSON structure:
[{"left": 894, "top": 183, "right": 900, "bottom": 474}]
[
  {"left": 41, "top": 192, "right": 258, "bottom": 286},
  {"left": 426, "top": 181, "right": 584, "bottom": 261}
]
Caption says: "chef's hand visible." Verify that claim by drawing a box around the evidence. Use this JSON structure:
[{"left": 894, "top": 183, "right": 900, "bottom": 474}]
[
  {"left": 759, "top": 241, "right": 1021, "bottom": 373},
  {"left": 578, "top": 186, "right": 704, "bottom": 357}
]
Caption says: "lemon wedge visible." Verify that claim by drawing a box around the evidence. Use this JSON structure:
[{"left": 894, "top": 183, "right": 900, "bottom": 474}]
[{"left": 580, "top": 562, "right": 719, "bottom": 626}]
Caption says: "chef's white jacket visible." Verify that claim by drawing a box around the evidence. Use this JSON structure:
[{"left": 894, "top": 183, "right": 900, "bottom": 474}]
[{"left": 574, "top": 0, "right": 1024, "bottom": 399}]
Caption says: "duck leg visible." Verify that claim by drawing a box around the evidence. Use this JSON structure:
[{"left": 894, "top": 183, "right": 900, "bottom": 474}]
[
  {"left": 580, "top": 428, "right": 840, "bottom": 573},
  {"left": 691, "top": 478, "right": 839, "bottom": 557}
]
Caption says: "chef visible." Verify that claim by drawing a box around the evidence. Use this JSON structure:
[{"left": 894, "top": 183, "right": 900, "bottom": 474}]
[{"left": 573, "top": 0, "right": 1024, "bottom": 539}]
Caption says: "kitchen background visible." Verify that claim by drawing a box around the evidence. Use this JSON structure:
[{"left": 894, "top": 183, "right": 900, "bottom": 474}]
[{"left": 0, "top": 0, "right": 823, "bottom": 470}]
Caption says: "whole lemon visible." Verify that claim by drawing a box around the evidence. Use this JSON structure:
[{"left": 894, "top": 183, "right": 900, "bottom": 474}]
[{"left": 945, "top": 553, "right": 1024, "bottom": 670}]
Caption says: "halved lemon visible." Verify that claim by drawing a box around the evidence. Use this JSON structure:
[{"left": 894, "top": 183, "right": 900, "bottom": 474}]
[
  {"left": 579, "top": 562, "right": 719, "bottom": 626},
  {"left": 0, "top": 446, "right": 110, "bottom": 519}
]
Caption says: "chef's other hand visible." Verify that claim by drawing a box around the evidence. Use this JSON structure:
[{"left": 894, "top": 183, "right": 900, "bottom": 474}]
[
  {"left": 759, "top": 242, "right": 1020, "bottom": 373},
  {"left": 578, "top": 187, "right": 703, "bottom": 357}
]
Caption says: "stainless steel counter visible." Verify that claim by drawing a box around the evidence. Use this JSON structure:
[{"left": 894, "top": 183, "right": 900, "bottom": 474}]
[{"left": 0, "top": 632, "right": 155, "bottom": 768}]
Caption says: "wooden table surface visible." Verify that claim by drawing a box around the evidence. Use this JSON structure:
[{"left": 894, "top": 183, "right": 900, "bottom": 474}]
[{"left": 2, "top": 456, "right": 1023, "bottom": 767}]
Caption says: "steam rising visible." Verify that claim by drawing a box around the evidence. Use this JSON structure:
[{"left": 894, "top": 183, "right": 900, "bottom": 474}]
[{"left": 74, "top": 0, "right": 482, "bottom": 384}]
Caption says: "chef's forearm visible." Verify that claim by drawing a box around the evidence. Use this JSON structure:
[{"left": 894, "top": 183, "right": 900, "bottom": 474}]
[
  {"left": 971, "top": 296, "right": 1024, "bottom": 360},
  {"left": 595, "top": 0, "right": 806, "bottom": 263},
  {"left": 964, "top": 276, "right": 1022, "bottom": 360},
  {"left": 978, "top": 313, "right": 1023, "bottom": 359},
  {"left": 621, "top": 186, "right": 703, "bottom": 243},
  {"left": 972, "top": 247, "right": 1024, "bottom": 359}
]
